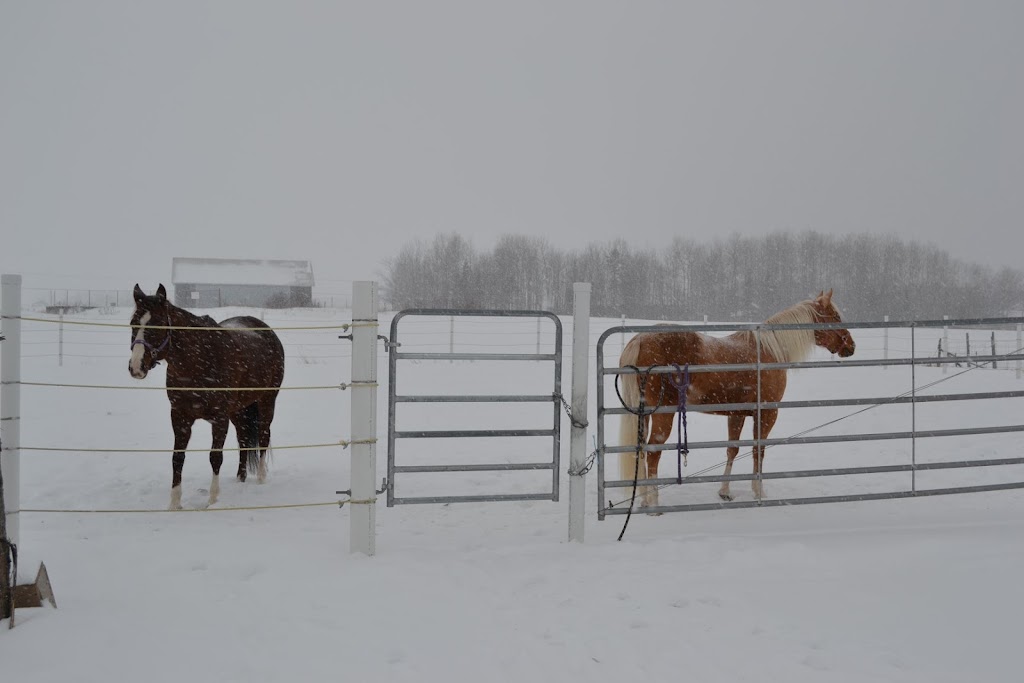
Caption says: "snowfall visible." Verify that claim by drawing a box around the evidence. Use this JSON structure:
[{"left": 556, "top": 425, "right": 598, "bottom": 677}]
[{"left": 2, "top": 302, "right": 1024, "bottom": 683}]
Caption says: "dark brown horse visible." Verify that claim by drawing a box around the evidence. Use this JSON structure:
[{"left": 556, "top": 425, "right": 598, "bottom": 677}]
[
  {"left": 128, "top": 284, "right": 285, "bottom": 510},
  {"left": 618, "top": 290, "right": 855, "bottom": 508}
]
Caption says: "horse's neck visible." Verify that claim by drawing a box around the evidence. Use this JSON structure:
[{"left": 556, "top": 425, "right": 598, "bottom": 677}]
[
  {"left": 759, "top": 303, "right": 817, "bottom": 364},
  {"left": 167, "top": 305, "right": 213, "bottom": 358}
]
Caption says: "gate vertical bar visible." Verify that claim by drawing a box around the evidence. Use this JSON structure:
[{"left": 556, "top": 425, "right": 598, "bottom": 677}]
[
  {"left": 1, "top": 275, "right": 22, "bottom": 547},
  {"left": 568, "top": 283, "right": 591, "bottom": 543},
  {"left": 58, "top": 311, "right": 64, "bottom": 367},
  {"left": 754, "top": 325, "right": 763, "bottom": 504},
  {"left": 350, "top": 281, "right": 378, "bottom": 555},
  {"left": 911, "top": 324, "right": 917, "bottom": 493}
]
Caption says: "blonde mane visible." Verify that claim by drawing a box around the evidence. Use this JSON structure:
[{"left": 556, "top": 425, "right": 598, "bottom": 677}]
[{"left": 753, "top": 300, "right": 818, "bottom": 363}]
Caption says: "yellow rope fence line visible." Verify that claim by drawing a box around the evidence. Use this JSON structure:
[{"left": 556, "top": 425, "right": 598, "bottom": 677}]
[
  {"left": 16, "top": 381, "right": 378, "bottom": 391},
  {"left": 14, "top": 439, "right": 376, "bottom": 454},
  {"left": 20, "top": 501, "right": 355, "bottom": 513},
  {"left": 14, "top": 316, "right": 378, "bottom": 332}
]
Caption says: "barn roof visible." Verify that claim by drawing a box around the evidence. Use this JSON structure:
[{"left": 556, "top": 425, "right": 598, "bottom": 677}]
[{"left": 171, "top": 258, "right": 315, "bottom": 287}]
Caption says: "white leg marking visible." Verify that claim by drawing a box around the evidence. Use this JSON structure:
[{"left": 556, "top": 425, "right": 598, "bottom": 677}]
[
  {"left": 129, "top": 312, "right": 151, "bottom": 378},
  {"left": 209, "top": 474, "right": 220, "bottom": 506},
  {"left": 719, "top": 459, "right": 734, "bottom": 500},
  {"left": 169, "top": 484, "right": 183, "bottom": 510},
  {"left": 257, "top": 454, "right": 267, "bottom": 484}
]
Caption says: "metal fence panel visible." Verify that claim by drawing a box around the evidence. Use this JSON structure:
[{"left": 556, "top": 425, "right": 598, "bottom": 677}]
[
  {"left": 387, "top": 309, "right": 563, "bottom": 506},
  {"left": 596, "top": 315, "right": 1024, "bottom": 520}
]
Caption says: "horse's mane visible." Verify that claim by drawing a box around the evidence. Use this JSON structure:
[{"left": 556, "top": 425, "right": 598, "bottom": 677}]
[{"left": 752, "top": 300, "right": 818, "bottom": 363}]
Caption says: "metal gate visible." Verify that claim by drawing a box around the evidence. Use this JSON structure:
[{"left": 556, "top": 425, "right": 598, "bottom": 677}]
[
  {"left": 386, "top": 309, "right": 563, "bottom": 506},
  {"left": 596, "top": 316, "right": 1024, "bottom": 519}
]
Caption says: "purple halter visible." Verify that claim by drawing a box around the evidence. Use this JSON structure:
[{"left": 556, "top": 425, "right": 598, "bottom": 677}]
[{"left": 131, "top": 335, "right": 170, "bottom": 354}]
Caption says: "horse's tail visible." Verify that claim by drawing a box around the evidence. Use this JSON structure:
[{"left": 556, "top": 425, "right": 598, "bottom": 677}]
[{"left": 617, "top": 336, "right": 647, "bottom": 484}]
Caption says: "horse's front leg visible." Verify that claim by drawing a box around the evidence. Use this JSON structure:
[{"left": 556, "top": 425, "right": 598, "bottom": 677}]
[
  {"left": 751, "top": 410, "right": 778, "bottom": 500},
  {"left": 170, "top": 410, "right": 194, "bottom": 510},
  {"left": 208, "top": 417, "right": 229, "bottom": 507},
  {"left": 719, "top": 415, "right": 746, "bottom": 501}
]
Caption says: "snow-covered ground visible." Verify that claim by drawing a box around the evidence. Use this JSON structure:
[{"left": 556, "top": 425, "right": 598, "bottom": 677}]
[{"left": 3, "top": 305, "right": 1024, "bottom": 683}]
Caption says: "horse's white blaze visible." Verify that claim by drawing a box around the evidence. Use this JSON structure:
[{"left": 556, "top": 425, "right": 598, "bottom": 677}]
[
  {"left": 129, "top": 311, "right": 151, "bottom": 378},
  {"left": 169, "top": 485, "right": 182, "bottom": 510}
]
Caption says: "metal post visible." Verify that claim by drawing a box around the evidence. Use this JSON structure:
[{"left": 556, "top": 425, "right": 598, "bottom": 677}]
[
  {"left": 1, "top": 275, "right": 22, "bottom": 547},
  {"left": 568, "top": 283, "right": 591, "bottom": 543},
  {"left": 883, "top": 315, "right": 889, "bottom": 368},
  {"left": 536, "top": 317, "right": 541, "bottom": 356},
  {"left": 991, "top": 332, "right": 997, "bottom": 370},
  {"left": 350, "top": 281, "right": 378, "bottom": 556},
  {"left": 58, "top": 311, "right": 64, "bottom": 367},
  {"left": 449, "top": 315, "right": 454, "bottom": 362},
  {"left": 942, "top": 315, "right": 949, "bottom": 374},
  {"left": 966, "top": 333, "right": 970, "bottom": 361}
]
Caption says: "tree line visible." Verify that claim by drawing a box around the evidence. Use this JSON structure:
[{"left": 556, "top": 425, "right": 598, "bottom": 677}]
[{"left": 379, "top": 231, "right": 1024, "bottom": 321}]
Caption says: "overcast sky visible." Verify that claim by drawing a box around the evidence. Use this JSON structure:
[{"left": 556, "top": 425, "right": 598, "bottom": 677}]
[{"left": 2, "top": 1, "right": 1022, "bottom": 296}]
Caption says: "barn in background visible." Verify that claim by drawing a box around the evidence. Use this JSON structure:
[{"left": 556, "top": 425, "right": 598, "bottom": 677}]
[{"left": 171, "top": 257, "right": 315, "bottom": 308}]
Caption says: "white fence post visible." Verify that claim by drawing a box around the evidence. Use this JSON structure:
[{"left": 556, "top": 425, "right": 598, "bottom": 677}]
[
  {"left": 568, "top": 283, "right": 591, "bottom": 543},
  {"left": 350, "top": 281, "right": 378, "bottom": 556},
  {"left": 58, "top": 311, "right": 64, "bottom": 368},
  {"left": 1, "top": 275, "right": 22, "bottom": 548}
]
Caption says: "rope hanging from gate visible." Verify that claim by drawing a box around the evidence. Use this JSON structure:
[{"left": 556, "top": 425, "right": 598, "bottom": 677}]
[
  {"left": 667, "top": 363, "right": 690, "bottom": 484},
  {"left": 612, "top": 365, "right": 663, "bottom": 542}
]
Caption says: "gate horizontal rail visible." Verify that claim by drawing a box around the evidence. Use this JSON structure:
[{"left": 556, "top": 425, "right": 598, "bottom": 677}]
[
  {"left": 603, "top": 482, "right": 1024, "bottom": 515},
  {"left": 602, "top": 423, "right": 1024, "bottom": 454},
  {"left": 605, "top": 456, "right": 1024, "bottom": 487},
  {"left": 602, "top": 389, "right": 1024, "bottom": 415}
]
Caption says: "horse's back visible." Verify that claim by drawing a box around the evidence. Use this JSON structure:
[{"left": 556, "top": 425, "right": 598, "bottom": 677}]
[{"left": 218, "top": 316, "right": 285, "bottom": 387}]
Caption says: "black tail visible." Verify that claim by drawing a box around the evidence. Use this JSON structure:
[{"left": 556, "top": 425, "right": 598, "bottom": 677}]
[{"left": 237, "top": 402, "right": 261, "bottom": 476}]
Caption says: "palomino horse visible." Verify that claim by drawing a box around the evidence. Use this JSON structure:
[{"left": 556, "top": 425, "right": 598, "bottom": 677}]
[
  {"left": 617, "top": 290, "right": 855, "bottom": 508},
  {"left": 128, "top": 284, "right": 285, "bottom": 510}
]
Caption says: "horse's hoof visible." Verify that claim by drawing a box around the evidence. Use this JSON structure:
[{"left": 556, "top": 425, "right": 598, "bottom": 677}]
[
  {"left": 237, "top": 473, "right": 247, "bottom": 483},
  {"left": 719, "top": 492, "right": 734, "bottom": 502},
  {"left": 646, "top": 511, "right": 663, "bottom": 517}
]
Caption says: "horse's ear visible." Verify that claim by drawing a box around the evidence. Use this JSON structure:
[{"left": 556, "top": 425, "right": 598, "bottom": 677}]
[
  {"left": 824, "top": 288, "right": 833, "bottom": 304},
  {"left": 133, "top": 284, "right": 144, "bottom": 303},
  {"left": 156, "top": 284, "right": 167, "bottom": 300}
]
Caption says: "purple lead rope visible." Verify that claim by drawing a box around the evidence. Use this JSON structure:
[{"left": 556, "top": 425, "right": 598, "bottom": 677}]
[{"left": 667, "top": 363, "right": 690, "bottom": 484}]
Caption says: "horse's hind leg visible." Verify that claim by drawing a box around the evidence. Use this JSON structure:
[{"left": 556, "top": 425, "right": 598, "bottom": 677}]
[
  {"left": 719, "top": 415, "right": 745, "bottom": 501},
  {"left": 255, "top": 396, "right": 277, "bottom": 484},
  {"left": 642, "top": 413, "right": 673, "bottom": 511},
  {"left": 207, "top": 417, "right": 229, "bottom": 506}
]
